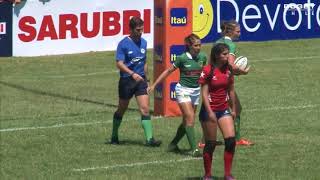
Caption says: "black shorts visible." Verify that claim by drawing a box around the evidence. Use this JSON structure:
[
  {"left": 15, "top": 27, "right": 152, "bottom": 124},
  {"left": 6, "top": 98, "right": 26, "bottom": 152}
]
[
  {"left": 199, "top": 104, "right": 231, "bottom": 122},
  {"left": 118, "top": 76, "right": 148, "bottom": 99}
]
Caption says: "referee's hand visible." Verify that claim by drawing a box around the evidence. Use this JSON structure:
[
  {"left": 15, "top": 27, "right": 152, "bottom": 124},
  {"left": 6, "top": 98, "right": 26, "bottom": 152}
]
[{"left": 132, "top": 73, "right": 143, "bottom": 82}]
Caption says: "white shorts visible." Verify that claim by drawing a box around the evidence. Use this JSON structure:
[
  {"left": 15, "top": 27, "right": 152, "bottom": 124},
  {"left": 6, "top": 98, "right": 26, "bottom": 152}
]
[{"left": 175, "top": 83, "right": 200, "bottom": 105}]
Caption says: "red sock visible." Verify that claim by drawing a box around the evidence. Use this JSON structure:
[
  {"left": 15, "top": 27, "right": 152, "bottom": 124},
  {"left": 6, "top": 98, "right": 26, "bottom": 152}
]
[
  {"left": 224, "top": 151, "right": 234, "bottom": 176},
  {"left": 203, "top": 151, "right": 213, "bottom": 177}
]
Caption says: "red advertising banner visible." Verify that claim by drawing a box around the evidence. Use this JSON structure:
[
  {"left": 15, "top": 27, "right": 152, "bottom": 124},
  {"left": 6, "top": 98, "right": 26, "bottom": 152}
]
[{"left": 153, "top": 0, "right": 192, "bottom": 117}]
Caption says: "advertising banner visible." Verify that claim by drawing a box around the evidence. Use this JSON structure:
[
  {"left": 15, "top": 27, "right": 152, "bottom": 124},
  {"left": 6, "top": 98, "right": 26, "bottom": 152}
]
[
  {"left": 12, "top": 0, "right": 153, "bottom": 56},
  {"left": 0, "top": 2, "right": 13, "bottom": 57},
  {"left": 4, "top": 0, "right": 319, "bottom": 57},
  {"left": 196, "top": 0, "right": 320, "bottom": 42}
]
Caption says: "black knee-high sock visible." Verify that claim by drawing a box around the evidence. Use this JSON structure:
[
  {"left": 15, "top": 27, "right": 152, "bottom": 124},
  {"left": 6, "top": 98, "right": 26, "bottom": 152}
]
[
  {"left": 111, "top": 112, "right": 122, "bottom": 138},
  {"left": 224, "top": 137, "right": 236, "bottom": 176},
  {"left": 203, "top": 140, "right": 216, "bottom": 177},
  {"left": 170, "top": 123, "right": 185, "bottom": 145}
]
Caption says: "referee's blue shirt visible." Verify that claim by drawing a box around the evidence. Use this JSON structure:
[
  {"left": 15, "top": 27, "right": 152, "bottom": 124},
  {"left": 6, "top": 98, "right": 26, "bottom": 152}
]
[{"left": 116, "top": 37, "right": 147, "bottom": 78}]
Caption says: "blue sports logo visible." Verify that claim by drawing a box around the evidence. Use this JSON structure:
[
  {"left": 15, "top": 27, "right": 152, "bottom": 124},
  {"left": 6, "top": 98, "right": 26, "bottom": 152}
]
[
  {"left": 170, "top": 8, "right": 187, "bottom": 26},
  {"left": 170, "top": 45, "right": 185, "bottom": 63},
  {"left": 155, "top": 84, "right": 163, "bottom": 99},
  {"left": 170, "top": 82, "right": 178, "bottom": 101}
]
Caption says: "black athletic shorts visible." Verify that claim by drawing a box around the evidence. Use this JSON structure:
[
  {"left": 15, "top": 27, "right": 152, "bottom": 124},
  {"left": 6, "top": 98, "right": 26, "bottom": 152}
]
[
  {"left": 199, "top": 104, "right": 231, "bottom": 121},
  {"left": 118, "top": 76, "right": 148, "bottom": 99}
]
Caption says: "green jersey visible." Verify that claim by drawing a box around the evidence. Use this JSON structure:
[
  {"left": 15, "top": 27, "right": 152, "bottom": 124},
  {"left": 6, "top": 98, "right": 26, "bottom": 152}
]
[
  {"left": 216, "top": 36, "right": 237, "bottom": 56},
  {"left": 173, "top": 52, "right": 207, "bottom": 88}
]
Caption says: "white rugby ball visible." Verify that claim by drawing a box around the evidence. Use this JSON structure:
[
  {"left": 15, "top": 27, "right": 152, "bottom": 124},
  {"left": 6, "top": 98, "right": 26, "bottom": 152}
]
[{"left": 234, "top": 56, "right": 248, "bottom": 70}]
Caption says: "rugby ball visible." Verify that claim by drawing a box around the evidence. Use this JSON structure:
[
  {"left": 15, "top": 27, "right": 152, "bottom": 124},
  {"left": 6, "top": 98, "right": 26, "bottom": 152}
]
[{"left": 234, "top": 56, "right": 248, "bottom": 70}]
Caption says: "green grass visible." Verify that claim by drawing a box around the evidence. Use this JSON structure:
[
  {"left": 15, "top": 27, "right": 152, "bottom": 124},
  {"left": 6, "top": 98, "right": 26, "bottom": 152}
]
[{"left": 1, "top": 38, "right": 320, "bottom": 180}]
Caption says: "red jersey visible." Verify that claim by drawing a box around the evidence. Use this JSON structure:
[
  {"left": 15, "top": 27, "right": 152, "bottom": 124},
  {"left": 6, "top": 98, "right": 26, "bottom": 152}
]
[{"left": 198, "top": 65, "right": 234, "bottom": 111}]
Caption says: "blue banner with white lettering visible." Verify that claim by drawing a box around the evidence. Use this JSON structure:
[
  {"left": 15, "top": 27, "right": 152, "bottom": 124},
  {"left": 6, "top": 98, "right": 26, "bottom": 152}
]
[
  {"left": 0, "top": 2, "right": 12, "bottom": 57},
  {"left": 193, "top": 0, "right": 320, "bottom": 42}
]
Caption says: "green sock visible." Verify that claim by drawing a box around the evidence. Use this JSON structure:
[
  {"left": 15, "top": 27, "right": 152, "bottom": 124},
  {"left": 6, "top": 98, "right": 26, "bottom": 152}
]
[
  {"left": 170, "top": 123, "right": 186, "bottom": 145},
  {"left": 111, "top": 112, "right": 122, "bottom": 139},
  {"left": 185, "top": 126, "right": 197, "bottom": 151},
  {"left": 141, "top": 115, "right": 153, "bottom": 141},
  {"left": 235, "top": 116, "right": 241, "bottom": 140}
]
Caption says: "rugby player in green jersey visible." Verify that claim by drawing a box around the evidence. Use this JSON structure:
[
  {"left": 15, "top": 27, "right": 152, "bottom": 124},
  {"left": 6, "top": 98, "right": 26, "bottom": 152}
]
[{"left": 148, "top": 33, "right": 207, "bottom": 157}]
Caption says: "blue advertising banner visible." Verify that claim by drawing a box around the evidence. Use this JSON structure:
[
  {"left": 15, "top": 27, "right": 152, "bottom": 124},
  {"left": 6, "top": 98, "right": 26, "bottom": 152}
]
[
  {"left": 193, "top": 0, "right": 320, "bottom": 42},
  {"left": 0, "top": 2, "right": 12, "bottom": 56}
]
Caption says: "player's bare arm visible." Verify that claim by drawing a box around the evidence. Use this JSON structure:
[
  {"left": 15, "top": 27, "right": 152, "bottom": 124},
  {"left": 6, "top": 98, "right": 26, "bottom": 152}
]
[
  {"left": 148, "top": 65, "right": 176, "bottom": 93},
  {"left": 228, "top": 83, "right": 237, "bottom": 118}
]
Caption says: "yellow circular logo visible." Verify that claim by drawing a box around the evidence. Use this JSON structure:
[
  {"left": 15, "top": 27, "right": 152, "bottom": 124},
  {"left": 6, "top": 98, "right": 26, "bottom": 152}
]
[{"left": 192, "top": 0, "right": 214, "bottom": 39}]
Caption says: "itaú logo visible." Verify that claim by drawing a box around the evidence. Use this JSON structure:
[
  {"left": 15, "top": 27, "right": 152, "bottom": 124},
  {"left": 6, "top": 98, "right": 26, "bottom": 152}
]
[
  {"left": 0, "top": 22, "right": 6, "bottom": 35},
  {"left": 18, "top": 9, "right": 151, "bottom": 42},
  {"left": 170, "top": 82, "right": 178, "bottom": 101},
  {"left": 170, "top": 45, "right": 185, "bottom": 63},
  {"left": 216, "top": 0, "right": 320, "bottom": 32},
  {"left": 170, "top": 8, "right": 187, "bottom": 26}
]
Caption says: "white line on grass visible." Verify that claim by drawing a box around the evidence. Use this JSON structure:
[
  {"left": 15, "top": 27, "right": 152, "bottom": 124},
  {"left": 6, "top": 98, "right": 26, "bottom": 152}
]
[
  {"left": 0, "top": 121, "right": 108, "bottom": 132},
  {"left": 0, "top": 104, "right": 318, "bottom": 133},
  {"left": 45, "top": 71, "right": 118, "bottom": 78},
  {"left": 251, "top": 56, "right": 320, "bottom": 62},
  {"left": 73, "top": 157, "right": 201, "bottom": 172},
  {"left": 247, "top": 104, "right": 317, "bottom": 112}
]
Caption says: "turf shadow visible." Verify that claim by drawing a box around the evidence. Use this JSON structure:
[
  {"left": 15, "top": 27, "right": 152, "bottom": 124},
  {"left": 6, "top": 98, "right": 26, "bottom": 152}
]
[{"left": 0, "top": 81, "right": 149, "bottom": 114}]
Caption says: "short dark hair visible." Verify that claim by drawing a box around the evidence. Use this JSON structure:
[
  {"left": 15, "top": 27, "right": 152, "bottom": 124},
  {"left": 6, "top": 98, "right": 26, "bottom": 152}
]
[{"left": 129, "top": 16, "right": 144, "bottom": 30}]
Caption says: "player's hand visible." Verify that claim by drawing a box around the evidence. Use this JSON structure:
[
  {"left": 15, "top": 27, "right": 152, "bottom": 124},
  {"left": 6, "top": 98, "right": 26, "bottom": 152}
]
[
  {"left": 207, "top": 111, "right": 217, "bottom": 122},
  {"left": 147, "top": 85, "right": 155, "bottom": 94},
  {"left": 241, "top": 65, "right": 251, "bottom": 75},
  {"left": 235, "top": 65, "right": 250, "bottom": 75},
  {"left": 132, "top": 73, "right": 143, "bottom": 82},
  {"left": 231, "top": 111, "right": 236, "bottom": 119}
]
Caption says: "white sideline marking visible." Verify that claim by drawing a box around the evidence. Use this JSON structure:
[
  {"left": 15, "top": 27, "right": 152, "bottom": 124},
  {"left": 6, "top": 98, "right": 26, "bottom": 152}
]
[
  {"left": 247, "top": 104, "right": 317, "bottom": 112},
  {"left": 5, "top": 71, "right": 119, "bottom": 79},
  {"left": 0, "top": 104, "right": 318, "bottom": 133},
  {"left": 251, "top": 56, "right": 320, "bottom": 62},
  {"left": 73, "top": 157, "right": 201, "bottom": 172},
  {"left": 0, "top": 121, "right": 109, "bottom": 132},
  {"left": 45, "top": 71, "right": 118, "bottom": 78}
]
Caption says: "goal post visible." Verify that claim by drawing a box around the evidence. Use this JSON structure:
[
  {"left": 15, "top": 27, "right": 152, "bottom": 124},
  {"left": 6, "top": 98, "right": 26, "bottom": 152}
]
[{"left": 153, "top": 0, "right": 192, "bottom": 117}]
